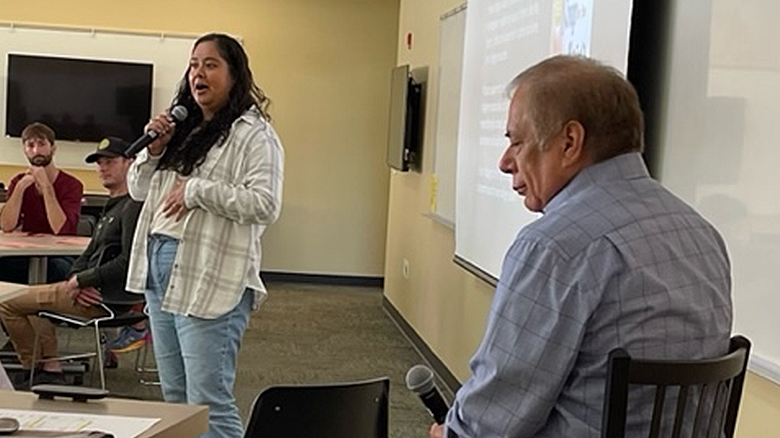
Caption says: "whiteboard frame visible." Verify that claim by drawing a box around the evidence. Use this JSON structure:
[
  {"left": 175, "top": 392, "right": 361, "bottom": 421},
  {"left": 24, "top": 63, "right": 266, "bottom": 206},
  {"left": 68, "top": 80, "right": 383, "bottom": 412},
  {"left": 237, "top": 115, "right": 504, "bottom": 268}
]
[{"left": 429, "top": 3, "right": 467, "bottom": 228}]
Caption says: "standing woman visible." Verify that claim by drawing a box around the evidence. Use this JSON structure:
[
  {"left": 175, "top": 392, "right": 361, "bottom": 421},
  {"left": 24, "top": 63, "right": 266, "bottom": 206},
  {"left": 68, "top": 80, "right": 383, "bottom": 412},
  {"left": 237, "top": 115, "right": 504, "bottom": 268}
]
[{"left": 126, "top": 33, "right": 283, "bottom": 438}]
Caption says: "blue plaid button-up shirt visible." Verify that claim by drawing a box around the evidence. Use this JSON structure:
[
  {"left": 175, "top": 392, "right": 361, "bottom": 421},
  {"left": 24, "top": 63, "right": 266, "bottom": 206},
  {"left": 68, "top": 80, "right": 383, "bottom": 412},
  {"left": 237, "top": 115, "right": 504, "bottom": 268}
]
[{"left": 446, "top": 152, "right": 732, "bottom": 438}]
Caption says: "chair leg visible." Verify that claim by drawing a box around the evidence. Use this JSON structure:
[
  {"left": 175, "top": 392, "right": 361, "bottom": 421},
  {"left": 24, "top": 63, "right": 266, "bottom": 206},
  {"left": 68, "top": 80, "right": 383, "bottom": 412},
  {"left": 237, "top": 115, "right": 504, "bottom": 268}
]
[
  {"left": 134, "top": 334, "right": 156, "bottom": 372},
  {"left": 133, "top": 344, "right": 144, "bottom": 372},
  {"left": 30, "top": 331, "right": 40, "bottom": 386},
  {"left": 65, "top": 329, "right": 73, "bottom": 352},
  {"left": 135, "top": 335, "right": 160, "bottom": 386},
  {"left": 93, "top": 324, "right": 105, "bottom": 390}
]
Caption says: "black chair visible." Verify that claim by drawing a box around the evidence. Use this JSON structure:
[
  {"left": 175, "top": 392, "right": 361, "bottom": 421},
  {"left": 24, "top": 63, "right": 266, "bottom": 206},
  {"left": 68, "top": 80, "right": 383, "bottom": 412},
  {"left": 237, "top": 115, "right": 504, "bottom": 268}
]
[
  {"left": 32, "top": 243, "right": 147, "bottom": 390},
  {"left": 76, "top": 214, "right": 98, "bottom": 237},
  {"left": 244, "top": 377, "right": 390, "bottom": 438},
  {"left": 34, "top": 302, "right": 146, "bottom": 389},
  {"left": 602, "top": 335, "right": 751, "bottom": 438}
]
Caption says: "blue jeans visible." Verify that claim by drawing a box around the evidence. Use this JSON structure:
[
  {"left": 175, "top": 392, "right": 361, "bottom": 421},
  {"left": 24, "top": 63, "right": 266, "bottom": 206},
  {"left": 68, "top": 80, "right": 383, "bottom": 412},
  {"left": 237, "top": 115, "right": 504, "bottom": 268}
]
[{"left": 145, "top": 235, "right": 252, "bottom": 438}]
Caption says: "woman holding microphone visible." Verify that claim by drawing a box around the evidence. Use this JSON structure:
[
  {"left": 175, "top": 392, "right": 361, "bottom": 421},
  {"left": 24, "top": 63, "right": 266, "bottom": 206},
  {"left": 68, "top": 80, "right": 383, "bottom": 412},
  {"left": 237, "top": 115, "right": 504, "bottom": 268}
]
[{"left": 126, "top": 33, "right": 283, "bottom": 438}]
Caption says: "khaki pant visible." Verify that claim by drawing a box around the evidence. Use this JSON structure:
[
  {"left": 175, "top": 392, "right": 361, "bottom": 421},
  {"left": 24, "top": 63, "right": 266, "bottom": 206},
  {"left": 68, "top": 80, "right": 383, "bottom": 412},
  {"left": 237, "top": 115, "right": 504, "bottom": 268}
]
[{"left": 0, "top": 283, "right": 107, "bottom": 368}]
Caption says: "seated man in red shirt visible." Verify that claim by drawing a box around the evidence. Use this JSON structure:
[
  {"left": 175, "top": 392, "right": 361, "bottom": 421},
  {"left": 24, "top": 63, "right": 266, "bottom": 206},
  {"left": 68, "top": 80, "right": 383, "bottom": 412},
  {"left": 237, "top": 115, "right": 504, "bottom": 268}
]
[{"left": 0, "top": 122, "right": 83, "bottom": 283}]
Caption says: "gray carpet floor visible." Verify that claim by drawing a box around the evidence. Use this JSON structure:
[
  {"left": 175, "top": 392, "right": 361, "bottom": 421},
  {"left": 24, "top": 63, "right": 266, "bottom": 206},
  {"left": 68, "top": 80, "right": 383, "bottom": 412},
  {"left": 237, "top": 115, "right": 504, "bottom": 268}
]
[{"left": 23, "top": 282, "right": 444, "bottom": 437}]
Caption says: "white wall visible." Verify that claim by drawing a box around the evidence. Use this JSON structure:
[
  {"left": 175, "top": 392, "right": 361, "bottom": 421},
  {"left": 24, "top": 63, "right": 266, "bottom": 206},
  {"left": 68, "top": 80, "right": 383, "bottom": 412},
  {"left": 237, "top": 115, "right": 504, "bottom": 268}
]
[{"left": 0, "top": 23, "right": 194, "bottom": 169}]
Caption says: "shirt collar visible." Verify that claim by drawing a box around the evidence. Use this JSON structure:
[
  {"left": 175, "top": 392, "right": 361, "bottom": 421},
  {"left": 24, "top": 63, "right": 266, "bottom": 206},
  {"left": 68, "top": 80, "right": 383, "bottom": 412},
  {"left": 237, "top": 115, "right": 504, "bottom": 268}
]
[
  {"left": 236, "top": 105, "right": 261, "bottom": 125},
  {"left": 543, "top": 152, "right": 650, "bottom": 214}
]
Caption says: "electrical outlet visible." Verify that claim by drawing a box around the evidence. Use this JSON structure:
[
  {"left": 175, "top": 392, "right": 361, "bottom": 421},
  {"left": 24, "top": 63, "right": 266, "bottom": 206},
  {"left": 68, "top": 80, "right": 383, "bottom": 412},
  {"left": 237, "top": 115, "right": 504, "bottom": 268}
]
[{"left": 402, "top": 259, "right": 410, "bottom": 279}]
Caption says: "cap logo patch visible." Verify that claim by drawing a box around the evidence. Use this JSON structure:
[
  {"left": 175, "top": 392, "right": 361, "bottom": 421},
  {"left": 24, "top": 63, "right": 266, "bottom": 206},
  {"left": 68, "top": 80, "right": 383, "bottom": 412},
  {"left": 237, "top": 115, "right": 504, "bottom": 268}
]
[{"left": 99, "top": 138, "right": 110, "bottom": 150}]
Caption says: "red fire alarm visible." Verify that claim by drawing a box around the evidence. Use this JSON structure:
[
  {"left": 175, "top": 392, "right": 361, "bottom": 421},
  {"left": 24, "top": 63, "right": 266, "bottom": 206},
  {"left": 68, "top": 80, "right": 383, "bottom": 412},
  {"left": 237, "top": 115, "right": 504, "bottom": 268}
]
[{"left": 406, "top": 32, "right": 413, "bottom": 50}]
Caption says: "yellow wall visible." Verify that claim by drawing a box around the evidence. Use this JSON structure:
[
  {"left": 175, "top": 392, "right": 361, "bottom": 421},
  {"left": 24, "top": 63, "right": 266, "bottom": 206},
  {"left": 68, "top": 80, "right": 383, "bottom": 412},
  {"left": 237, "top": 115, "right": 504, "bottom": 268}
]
[
  {"left": 737, "top": 373, "right": 780, "bottom": 437},
  {"left": 385, "top": 0, "right": 780, "bottom": 436},
  {"left": 383, "top": 0, "right": 495, "bottom": 380},
  {"left": 0, "top": 0, "right": 399, "bottom": 276}
]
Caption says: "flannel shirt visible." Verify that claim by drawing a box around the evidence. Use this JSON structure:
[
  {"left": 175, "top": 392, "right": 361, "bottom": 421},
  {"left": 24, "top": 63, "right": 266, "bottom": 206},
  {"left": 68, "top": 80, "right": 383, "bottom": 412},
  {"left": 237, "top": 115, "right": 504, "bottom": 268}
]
[{"left": 126, "top": 106, "right": 284, "bottom": 318}]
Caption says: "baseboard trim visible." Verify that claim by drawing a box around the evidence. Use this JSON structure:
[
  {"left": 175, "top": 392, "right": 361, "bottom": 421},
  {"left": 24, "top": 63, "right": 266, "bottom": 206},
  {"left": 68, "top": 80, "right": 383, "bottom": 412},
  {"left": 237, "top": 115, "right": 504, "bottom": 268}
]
[
  {"left": 261, "top": 271, "right": 384, "bottom": 288},
  {"left": 381, "top": 295, "right": 461, "bottom": 398}
]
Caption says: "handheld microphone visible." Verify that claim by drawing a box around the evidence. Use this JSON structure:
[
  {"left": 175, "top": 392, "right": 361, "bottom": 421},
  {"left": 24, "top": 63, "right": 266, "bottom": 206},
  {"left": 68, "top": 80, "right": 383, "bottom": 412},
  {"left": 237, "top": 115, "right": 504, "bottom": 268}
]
[
  {"left": 125, "top": 105, "right": 188, "bottom": 157},
  {"left": 405, "top": 364, "right": 449, "bottom": 424}
]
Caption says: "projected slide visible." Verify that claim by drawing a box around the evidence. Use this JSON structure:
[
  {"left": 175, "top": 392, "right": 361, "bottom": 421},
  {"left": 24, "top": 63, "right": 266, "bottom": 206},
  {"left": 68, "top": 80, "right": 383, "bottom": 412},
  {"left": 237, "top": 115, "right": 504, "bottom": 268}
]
[
  {"left": 455, "top": 0, "right": 633, "bottom": 279},
  {"left": 551, "top": 0, "right": 594, "bottom": 56}
]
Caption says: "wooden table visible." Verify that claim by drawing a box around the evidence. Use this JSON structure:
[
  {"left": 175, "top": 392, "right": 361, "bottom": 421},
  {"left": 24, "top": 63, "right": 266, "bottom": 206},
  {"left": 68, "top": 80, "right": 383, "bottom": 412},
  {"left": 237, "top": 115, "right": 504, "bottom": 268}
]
[
  {"left": 0, "top": 390, "right": 208, "bottom": 438},
  {"left": 0, "top": 233, "right": 90, "bottom": 284}
]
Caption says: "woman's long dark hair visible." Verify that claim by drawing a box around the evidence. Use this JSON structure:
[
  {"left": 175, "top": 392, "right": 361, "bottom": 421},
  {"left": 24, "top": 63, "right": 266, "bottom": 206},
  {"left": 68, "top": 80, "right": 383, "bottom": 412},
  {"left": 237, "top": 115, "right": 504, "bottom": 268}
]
[{"left": 158, "top": 33, "right": 271, "bottom": 176}]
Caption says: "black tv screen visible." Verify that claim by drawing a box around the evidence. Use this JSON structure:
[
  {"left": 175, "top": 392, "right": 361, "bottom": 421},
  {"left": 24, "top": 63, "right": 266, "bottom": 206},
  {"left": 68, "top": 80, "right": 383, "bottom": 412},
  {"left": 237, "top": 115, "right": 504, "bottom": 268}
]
[
  {"left": 386, "top": 64, "right": 410, "bottom": 171},
  {"left": 386, "top": 64, "right": 421, "bottom": 172},
  {"left": 5, "top": 54, "right": 153, "bottom": 143}
]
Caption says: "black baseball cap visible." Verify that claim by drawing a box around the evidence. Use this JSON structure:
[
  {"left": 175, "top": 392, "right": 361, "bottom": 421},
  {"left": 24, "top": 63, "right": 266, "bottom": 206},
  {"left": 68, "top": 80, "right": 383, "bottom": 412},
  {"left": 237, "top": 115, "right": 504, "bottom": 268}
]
[{"left": 85, "top": 137, "right": 130, "bottom": 163}]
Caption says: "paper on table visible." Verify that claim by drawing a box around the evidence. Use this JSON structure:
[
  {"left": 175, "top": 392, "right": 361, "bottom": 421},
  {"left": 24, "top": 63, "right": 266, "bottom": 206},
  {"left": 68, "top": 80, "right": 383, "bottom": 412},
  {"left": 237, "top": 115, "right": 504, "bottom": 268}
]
[
  {"left": 0, "top": 240, "right": 49, "bottom": 249},
  {"left": 0, "top": 409, "right": 159, "bottom": 438},
  {"left": 52, "top": 237, "right": 90, "bottom": 246}
]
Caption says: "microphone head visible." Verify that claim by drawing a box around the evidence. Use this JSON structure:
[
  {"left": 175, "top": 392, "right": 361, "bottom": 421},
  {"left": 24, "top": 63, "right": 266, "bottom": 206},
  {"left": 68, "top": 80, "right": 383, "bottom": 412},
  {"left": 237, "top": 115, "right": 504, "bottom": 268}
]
[
  {"left": 406, "top": 364, "right": 435, "bottom": 394},
  {"left": 170, "top": 105, "right": 188, "bottom": 122}
]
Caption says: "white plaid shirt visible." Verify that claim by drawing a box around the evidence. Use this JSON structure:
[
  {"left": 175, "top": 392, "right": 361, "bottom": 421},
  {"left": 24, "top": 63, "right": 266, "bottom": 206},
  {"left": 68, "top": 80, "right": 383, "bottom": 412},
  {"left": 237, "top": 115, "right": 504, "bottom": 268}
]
[{"left": 126, "top": 106, "right": 284, "bottom": 318}]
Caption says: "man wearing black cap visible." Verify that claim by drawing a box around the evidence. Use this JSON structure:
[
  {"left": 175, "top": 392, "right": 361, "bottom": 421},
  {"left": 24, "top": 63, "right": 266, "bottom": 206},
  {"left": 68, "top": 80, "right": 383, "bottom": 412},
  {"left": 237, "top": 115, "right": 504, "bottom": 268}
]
[{"left": 0, "top": 137, "right": 143, "bottom": 387}]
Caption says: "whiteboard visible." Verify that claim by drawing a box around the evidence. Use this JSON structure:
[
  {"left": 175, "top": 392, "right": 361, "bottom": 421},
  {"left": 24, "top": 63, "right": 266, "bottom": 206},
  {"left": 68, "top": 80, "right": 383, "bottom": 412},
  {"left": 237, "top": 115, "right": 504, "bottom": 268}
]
[
  {"left": 0, "top": 22, "right": 197, "bottom": 169},
  {"left": 454, "top": 0, "right": 632, "bottom": 279},
  {"left": 430, "top": 5, "right": 466, "bottom": 226}
]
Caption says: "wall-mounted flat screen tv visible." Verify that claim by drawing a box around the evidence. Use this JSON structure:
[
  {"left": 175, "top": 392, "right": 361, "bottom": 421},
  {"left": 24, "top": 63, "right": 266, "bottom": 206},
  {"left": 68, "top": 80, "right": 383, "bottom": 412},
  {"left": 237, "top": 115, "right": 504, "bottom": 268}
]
[
  {"left": 386, "top": 64, "right": 421, "bottom": 172},
  {"left": 5, "top": 53, "right": 153, "bottom": 143}
]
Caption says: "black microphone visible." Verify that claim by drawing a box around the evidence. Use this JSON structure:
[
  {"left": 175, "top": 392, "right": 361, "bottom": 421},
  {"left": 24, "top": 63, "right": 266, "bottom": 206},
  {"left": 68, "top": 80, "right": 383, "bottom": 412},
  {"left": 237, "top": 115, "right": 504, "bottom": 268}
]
[
  {"left": 406, "top": 364, "right": 449, "bottom": 425},
  {"left": 125, "top": 105, "right": 188, "bottom": 157}
]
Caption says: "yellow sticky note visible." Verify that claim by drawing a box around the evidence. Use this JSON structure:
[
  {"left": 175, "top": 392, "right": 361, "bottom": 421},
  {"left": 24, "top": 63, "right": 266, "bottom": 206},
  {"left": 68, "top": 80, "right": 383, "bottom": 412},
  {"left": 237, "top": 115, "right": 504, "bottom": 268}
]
[{"left": 430, "top": 174, "right": 438, "bottom": 212}]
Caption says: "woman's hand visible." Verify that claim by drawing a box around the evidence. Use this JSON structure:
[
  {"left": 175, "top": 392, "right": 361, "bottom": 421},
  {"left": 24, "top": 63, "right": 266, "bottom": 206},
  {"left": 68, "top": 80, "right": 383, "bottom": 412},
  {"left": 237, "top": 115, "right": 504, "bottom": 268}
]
[
  {"left": 162, "top": 176, "right": 190, "bottom": 222},
  {"left": 144, "top": 111, "right": 177, "bottom": 156}
]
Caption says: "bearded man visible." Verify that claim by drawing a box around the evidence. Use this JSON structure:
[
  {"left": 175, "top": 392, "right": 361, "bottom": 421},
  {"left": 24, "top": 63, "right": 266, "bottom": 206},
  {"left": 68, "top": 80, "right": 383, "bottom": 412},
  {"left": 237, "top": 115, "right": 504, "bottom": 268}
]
[{"left": 0, "top": 122, "right": 83, "bottom": 282}]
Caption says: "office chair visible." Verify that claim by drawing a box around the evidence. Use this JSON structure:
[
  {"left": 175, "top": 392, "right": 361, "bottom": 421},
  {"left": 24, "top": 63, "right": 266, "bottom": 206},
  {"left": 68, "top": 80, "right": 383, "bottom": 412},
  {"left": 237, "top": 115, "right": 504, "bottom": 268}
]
[
  {"left": 244, "top": 376, "right": 390, "bottom": 438},
  {"left": 75, "top": 214, "right": 98, "bottom": 237},
  {"left": 134, "top": 304, "right": 159, "bottom": 387},
  {"left": 33, "top": 302, "right": 146, "bottom": 389},
  {"left": 32, "top": 243, "right": 147, "bottom": 390},
  {"left": 602, "top": 335, "right": 751, "bottom": 438}
]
